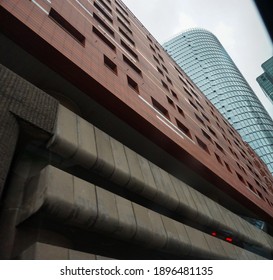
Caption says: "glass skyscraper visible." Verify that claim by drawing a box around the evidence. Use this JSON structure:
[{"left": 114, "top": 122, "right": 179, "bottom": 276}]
[
  {"left": 257, "top": 56, "right": 273, "bottom": 105},
  {"left": 164, "top": 28, "right": 273, "bottom": 174}
]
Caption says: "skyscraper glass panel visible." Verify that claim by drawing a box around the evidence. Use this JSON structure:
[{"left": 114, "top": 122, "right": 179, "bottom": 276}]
[{"left": 164, "top": 29, "right": 273, "bottom": 174}]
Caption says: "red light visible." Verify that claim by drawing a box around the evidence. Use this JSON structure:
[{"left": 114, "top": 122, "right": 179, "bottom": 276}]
[
  {"left": 225, "top": 237, "right": 233, "bottom": 243},
  {"left": 211, "top": 232, "right": 217, "bottom": 236}
]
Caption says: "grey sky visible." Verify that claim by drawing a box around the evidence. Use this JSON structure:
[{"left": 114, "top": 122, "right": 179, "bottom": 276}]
[{"left": 122, "top": 0, "right": 273, "bottom": 118}]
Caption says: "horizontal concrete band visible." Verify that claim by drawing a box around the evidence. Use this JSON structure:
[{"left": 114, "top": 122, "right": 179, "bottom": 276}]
[
  {"left": 18, "top": 165, "right": 265, "bottom": 260},
  {"left": 47, "top": 105, "right": 273, "bottom": 253},
  {"left": 19, "top": 242, "right": 113, "bottom": 260}
]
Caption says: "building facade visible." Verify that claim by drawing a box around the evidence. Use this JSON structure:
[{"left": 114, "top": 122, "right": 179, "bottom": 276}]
[
  {"left": 257, "top": 56, "right": 273, "bottom": 105},
  {"left": 1, "top": 1, "right": 273, "bottom": 260},
  {"left": 164, "top": 29, "right": 273, "bottom": 175}
]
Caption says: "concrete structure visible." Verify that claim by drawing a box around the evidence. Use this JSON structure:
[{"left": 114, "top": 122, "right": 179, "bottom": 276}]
[
  {"left": 164, "top": 29, "right": 273, "bottom": 175},
  {"left": 257, "top": 56, "right": 273, "bottom": 105},
  {"left": 0, "top": 0, "right": 273, "bottom": 260}
]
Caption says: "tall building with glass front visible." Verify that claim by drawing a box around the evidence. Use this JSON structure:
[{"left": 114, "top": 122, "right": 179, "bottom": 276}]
[
  {"left": 257, "top": 56, "right": 273, "bottom": 105},
  {"left": 164, "top": 28, "right": 273, "bottom": 174}
]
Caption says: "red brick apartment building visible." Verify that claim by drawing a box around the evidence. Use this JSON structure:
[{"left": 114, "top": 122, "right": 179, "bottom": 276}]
[{"left": 0, "top": 0, "right": 273, "bottom": 259}]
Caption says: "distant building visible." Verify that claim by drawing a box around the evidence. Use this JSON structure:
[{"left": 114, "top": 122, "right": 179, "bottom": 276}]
[
  {"left": 164, "top": 29, "right": 273, "bottom": 175},
  {"left": 1, "top": 1, "right": 273, "bottom": 260},
  {"left": 257, "top": 56, "right": 273, "bottom": 105}
]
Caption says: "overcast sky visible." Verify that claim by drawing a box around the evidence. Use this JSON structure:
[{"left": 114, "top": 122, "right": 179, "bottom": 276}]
[{"left": 122, "top": 0, "right": 273, "bottom": 119}]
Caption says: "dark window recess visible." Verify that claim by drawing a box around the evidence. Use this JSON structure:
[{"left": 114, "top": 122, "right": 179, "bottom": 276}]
[
  {"left": 155, "top": 44, "right": 160, "bottom": 52},
  {"left": 162, "top": 64, "right": 168, "bottom": 73},
  {"left": 157, "top": 66, "right": 164, "bottom": 76},
  {"left": 190, "top": 89, "right": 199, "bottom": 99},
  {"left": 195, "top": 113, "right": 204, "bottom": 125},
  {"left": 196, "top": 100, "right": 204, "bottom": 110},
  {"left": 224, "top": 161, "right": 232, "bottom": 173},
  {"left": 120, "top": 40, "right": 138, "bottom": 60},
  {"left": 215, "top": 142, "right": 225, "bottom": 154},
  {"left": 127, "top": 75, "right": 139, "bottom": 93},
  {"left": 104, "top": 55, "right": 117, "bottom": 74},
  {"left": 202, "top": 130, "right": 212, "bottom": 143},
  {"left": 256, "top": 190, "right": 263, "bottom": 199},
  {"left": 177, "top": 106, "right": 185, "bottom": 117},
  {"left": 97, "top": 0, "right": 112, "bottom": 13},
  {"left": 162, "top": 80, "right": 169, "bottom": 91},
  {"left": 175, "top": 66, "right": 183, "bottom": 75},
  {"left": 93, "top": 26, "right": 116, "bottom": 51},
  {"left": 158, "top": 54, "right": 164, "bottom": 62},
  {"left": 123, "top": 55, "right": 142, "bottom": 76},
  {"left": 94, "top": 2, "right": 113, "bottom": 23},
  {"left": 167, "top": 96, "right": 175, "bottom": 107},
  {"left": 196, "top": 137, "right": 210, "bottom": 154},
  {"left": 116, "top": 8, "right": 130, "bottom": 24},
  {"left": 190, "top": 100, "right": 198, "bottom": 111},
  {"left": 166, "top": 76, "right": 173, "bottom": 85},
  {"left": 118, "top": 17, "right": 132, "bottom": 34},
  {"left": 49, "top": 8, "right": 85, "bottom": 45},
  {"left": 184, "top": 87, "right": 193, "bottom": 98},
  {"left": 176, "top": 119, "right": 191, "bottom": 138},
  {"left": 215, "top": 153, "right": 223, "bottom": 165},
  {"left": 150, "top": 45, "right": 156, "bottom": 53},
  {"left": 208, "top": 127, "right": 216, "bottom": 137},
  {"left": 93, "top": 13, "right": 114, "bottom": 37},
  {"left": 153, "top": 55, "right": 160, "bottom": 64},
  {"left": 201, "top": 112, "right": 210, "bottom": 123},
  {"left": 147, "top": 35, "right": 153, "bottom": 43},
  {"left": 151, "top": 97, "right": 170, "bottom": 119},
  {"left": 119, "top": 28, "right": 135, "bottom": 46},
  {"left": 236, "top": 172, "right": 245, "bottom": 185},
  {"left": 115, "top": 0, "right": 129, "bottom": 16},
  {"left": 171, "top": 90, "right": 178, "bottom": 99}
]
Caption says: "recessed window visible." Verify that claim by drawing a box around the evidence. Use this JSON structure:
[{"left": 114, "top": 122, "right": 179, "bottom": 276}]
[
  {"left": 162, "top": 80, "right": 169, "bottom": 91},
  {"left": 202, "top": 129, "right": 212, "bottom": 143},
  {"left": 119, "top": 28, "right": 135, "bottom": 46},
  {"left": 166, "top": 76, "right": 173, "bottom": 85},
  {"left": 224, "top": 161, "right": 232, "bottom": 173},
  {"left": 247, "top": 182, "right": 256, "bottom": 193},
  {"left": 158, "top": 54, "right": 164, "bottom": 62},
  {"left": 215, "top": 153, "right": 223, "bottom": 165},
  {"left": 120, "top": 40, "right": 138, "bottom": 60},
  {"left": 123, "top": 55, "right": 142, "bottom": 76},
  {"left": 151, "top": 97, "right": 170, "bottom": 120},
  {"left": 190, "top": 89, "right": 200, "bottom": 100},
  {"left": 116, "top": 8, "right": 130, "bottom": 24},
  {"left": 236, "top": 172, "right": 245, "bottom": 185},
  {"left": 196, "top": 100, "right": 204, "bottom": 110},
  {"left": 189, "top": 100, "right": 198, "bottom": 111},
  {"left": 97, "top": 0, "right": 112, "bottom": 13},
  {"left": 176, "top": 119, "right": 191, "bottom": 138},
  {"left": 215, "top": 142, "right": 225, "bottom": 154},
  {"left": 208, "top": 127, "right": 216, "bottom": 137},
  {"left": 184, "top": 87, "right": 193, "bottom": 98},
  {"left": 153, "top": 55, "right": 160, "bottom": 64},
  {"left": 195, "top": 113, "right": 205, "bottom": 125},
  {"left": 196, "top": 137, "right": 210, "bottom": 154},
  {"left": 104, "top": 55, "right": 117, "bottom": 74},
  {"left": 177, "top": 106, "right": 184, "bottom": 117},
  {"left": 115, "top": 0, "right": 129, "bottom": 16},
  {"left": 167, "top": 96, "right": 175, "bottom": 107},
  {"left": 94, "top": 2, "right": 113, "bottom": 23},
  {"left": 118, "top": 17, "right": 132, "bottom": 34},
  {"left": 93, "top": 26, "right": 116, "bottom": 51},
  {"left": 150, "top": 45, "right": 156, "bottom": 53},
  {"left": 155, "top": 44, "right": 160, "bottom": 52},
  {"left": 93, "top": 13, "right": 115, "bottom": 37},
  {"left": 201, "top": 112, "right": 210, "bottom": 122},
  {"left": 147, "top": 35, "right": 153, "bottom": 43},
  {"left": 49, "top": 8, "right": 85, "bottom": 46},
  {"left": 127, "top": 75, "right": 139, "bottom": 93},
  {"left": 171, "top": 90, "right": 178, "bottom": 99},
  {"left": 162, "top": 64, "right": 168, "bottom": 73},
  {"left": 157, "top": 67, "right": 164, "bottom": 76}
]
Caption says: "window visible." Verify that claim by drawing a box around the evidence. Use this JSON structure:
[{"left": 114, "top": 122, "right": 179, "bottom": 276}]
[
  {"left": 162, "top": 80, "right": 169, "bottom": 91},
  {"left": 224, "top": 161, "right": 232, "bottom": 173},
  {"left": 201, "top": 112, "right": 210, "bottom": 123},
  {"left": 153, "top": 55, "right": 160, "bottom": 64},
  {"left": 104, "top": 55, "right": 117, "bottom": 74},
  {"left": 167, "top": 96, "right": 175, "bottom": 107},
  {"left": 97, "top": 0, "right": 112, "bottom": 13},
  {"left": 93, "top": 13, "right": 115, "bottom": 37},
  {"left": 166, "top": 76, "right": 173, "bottom": 85},
  {"left": 196, "top": 137, "right": 210, "bottom": 154},
  {"left": 171, "top": 90, "right": 178, "bottom": 99},
  {"left": 115, "top": 0, "right": 129, "bottom": 16},
  {"left": 116, "top": 8, "right": 130, "bottom": 24},
  {"left": 157, "top": 67, "right": 164, "bottom": 76},
  {"left": 189, "top": 100, "right": 198, "bottom": 111},
  {"left": 208, "top": 127, "right": 216, "bottom": 137},
  {"left": 94, "top": 2, "right": 113, "bottom": 23},
  {"left": 120, "top": 40, "right": 138, "bottom": 60},
  {"left": 247, "top": 182, "right": 256, "bottom": 193},
  {"left": 49, "top": 8, "right": 85, "bottom": 45},
  {"left": 202, "top": 130, "right": 212, "bottom": 143},
  {"left": 215, "top": 153, "right": 223, "bottom": 165},
  {"left": 150, "top": 45, "right": 156, "bottom": 53},
  {"left": 151, "top": 98, "right": 170, "bottom": 119},
  {"left": 195, "top": 113, "right": 205, "bottom": 125},
  {"left": 93, "top": 27, "right": 116, "bottom": 51},
  {"left": 215, "top": 142, "right": 225, "bottom": 154},
  {"left": 176, "top": 119, "right": 191, "bottom": 138},
  {"left": 119, "top": 28, "right": 135, "bottom": 46},
  {"left": 127, "top": 75, "right": 139, "bottom": 93},
  {"left": 158, "top": 54, "right": 164, "bottom": 62},
  {"left": 123, "top": 55, "right": 142, "bottom": 76},
  {"left": 177, "top": 106, "right": 184, "bottom": 117},
  {"left": 118, "top": 17, "right": 132, "bottom": 34},
  {"left": 162, "top": 64, "right": 168, "bottom": 73}
]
